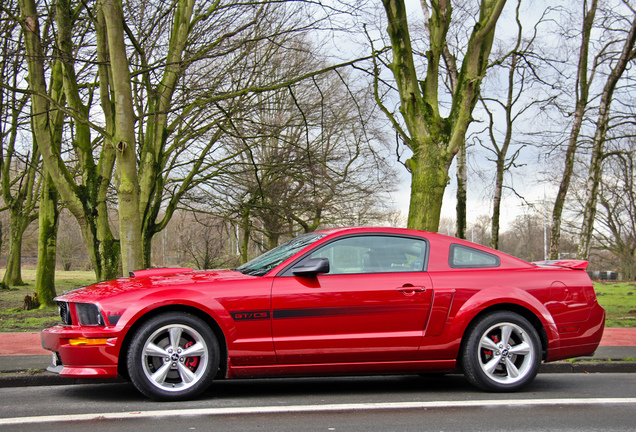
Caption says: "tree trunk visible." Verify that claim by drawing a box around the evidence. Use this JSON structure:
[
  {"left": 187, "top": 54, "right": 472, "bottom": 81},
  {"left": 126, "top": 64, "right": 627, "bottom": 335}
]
[
  {"left": 142, "top": 228, "right": 154, "bottom": 270},
  {"left": 549, "top": 136, "right": 579, "bottom": 259},
  {"left": 100, "top": 0, "right": 143, "bottom": 275},
  {"left": 62, "top": 210, "right": 118, "bottom": 281},
  {"left": 491, "top": 157, "right": 504, "bottom": 250},
  {"left": 35, "top": 172, "right": 59, "bottom": 306},
  {"left": 406, "top": 149, "right": 452, "bottom": 231},
  {"left": 265, "top": 231, "right": 280, "bottom": 250},
  {"left": 490, "top": 51, "right": 518, "bottom": 250},
  {"left": 240, "top": 207, "right": 251, "bottom": 264},
  {"left": 456, "top": 140, "right": 467, "bottom": 238},
  {"left": 2, "top": 207, "right": 31, "bottom": 287}
]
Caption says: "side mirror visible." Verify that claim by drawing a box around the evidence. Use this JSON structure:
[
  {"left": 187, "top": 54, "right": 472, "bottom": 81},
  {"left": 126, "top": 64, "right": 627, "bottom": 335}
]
[{"left": 291, "top": 257, "right": 330, "bottom": 277}]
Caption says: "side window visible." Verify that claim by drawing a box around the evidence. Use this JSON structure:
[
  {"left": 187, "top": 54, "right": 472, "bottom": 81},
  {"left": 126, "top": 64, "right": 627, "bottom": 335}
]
[
  {"left": 449, "top": 244, "right": 500, "bottom": 268},
  {"left": 310, "top": 236, "right": 427, "bottom": 275}
]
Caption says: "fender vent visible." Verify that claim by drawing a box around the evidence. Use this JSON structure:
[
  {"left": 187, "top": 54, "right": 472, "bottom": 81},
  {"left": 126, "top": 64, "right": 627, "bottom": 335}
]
[
  {"left": 57, "top": 301, "right": 72, "bottom": 325},
  {"left": 129, "top": 268, "right": 193, "bottom": 278}
]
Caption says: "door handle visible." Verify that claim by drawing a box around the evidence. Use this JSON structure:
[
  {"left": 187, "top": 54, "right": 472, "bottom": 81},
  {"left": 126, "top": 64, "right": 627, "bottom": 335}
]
[{"left": 396, "top": 285, "right": 426, "bottom": 295}]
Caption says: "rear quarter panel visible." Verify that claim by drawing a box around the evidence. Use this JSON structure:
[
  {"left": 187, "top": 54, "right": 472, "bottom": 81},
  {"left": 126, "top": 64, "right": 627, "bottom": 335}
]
[{"left": 420, "top": 264, "right": 599, "bottom": 361}]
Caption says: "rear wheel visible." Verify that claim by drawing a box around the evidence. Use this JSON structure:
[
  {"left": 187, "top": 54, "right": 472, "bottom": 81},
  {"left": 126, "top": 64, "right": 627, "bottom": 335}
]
[
  {"left": 127, "top": 312, "right": 219, "bottom": 400},
  {"left": 461, "top": 311, "right": 541, "bottom": 392}
]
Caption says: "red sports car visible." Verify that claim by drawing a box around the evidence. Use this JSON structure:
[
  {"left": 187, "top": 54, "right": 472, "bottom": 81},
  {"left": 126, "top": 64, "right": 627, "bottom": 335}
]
[{"left": 41, "top": 227, "right": 605, "bottom": 400}]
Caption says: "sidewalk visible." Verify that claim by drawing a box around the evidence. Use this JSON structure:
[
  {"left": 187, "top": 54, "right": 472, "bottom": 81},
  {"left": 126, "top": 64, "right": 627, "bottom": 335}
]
[{"left": 0, "top": 328, "right": 635, "bottom": 387}]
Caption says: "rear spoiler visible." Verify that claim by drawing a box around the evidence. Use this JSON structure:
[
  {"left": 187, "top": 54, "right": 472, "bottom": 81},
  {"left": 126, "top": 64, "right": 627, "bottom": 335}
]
[
  {"left": 129, "top": 268, "right": 193, "bottom": 278},
  {"left": 532, "top": 260, "right": 589, "bottom": 270}
]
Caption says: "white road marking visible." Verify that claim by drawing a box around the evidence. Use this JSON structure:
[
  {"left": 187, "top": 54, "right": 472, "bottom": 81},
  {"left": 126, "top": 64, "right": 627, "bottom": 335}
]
[{"left": 1, "top": 398, "right": 635, "bottom": 425}]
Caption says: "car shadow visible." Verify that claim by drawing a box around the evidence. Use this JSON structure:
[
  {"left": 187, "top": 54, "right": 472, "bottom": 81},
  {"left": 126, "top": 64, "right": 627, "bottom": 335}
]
[
  {"left": 56, "top": 373, "right": 569, "bottom": 405},
  {"left": 204, "top": 374, "right": 473, "bottom": 399},
  {"left": 57, "top": 374, "right": 471, "bottom": 403}
]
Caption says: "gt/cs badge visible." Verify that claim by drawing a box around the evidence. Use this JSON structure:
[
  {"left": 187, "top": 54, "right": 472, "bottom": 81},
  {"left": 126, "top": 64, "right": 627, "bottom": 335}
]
[{"left": 231, "top": 311, "right": 270, "bottom": 321}]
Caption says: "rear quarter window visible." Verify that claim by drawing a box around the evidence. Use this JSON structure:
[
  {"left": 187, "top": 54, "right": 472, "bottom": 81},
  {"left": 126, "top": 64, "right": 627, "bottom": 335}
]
[{"left": 449, "top": 244, "right": 500, "bottom": 268}]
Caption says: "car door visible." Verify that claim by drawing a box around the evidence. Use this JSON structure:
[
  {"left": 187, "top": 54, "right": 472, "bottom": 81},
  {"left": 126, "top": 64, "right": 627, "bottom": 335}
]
[{"left": 271, "top": 234, "right": 433, "bottom": 364}]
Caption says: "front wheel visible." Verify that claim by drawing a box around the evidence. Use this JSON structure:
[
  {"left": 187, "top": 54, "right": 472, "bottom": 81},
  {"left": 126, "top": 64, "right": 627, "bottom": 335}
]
[
  {"left": 127, "top": 312, "right": 219, "bottom": 400},
  {"left": 461, "top": 311, "right": 542, "bottom": 392}
]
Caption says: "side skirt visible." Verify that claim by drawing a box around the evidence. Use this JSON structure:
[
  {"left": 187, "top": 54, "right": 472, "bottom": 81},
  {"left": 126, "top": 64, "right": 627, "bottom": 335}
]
[{"left": 227, "top": 359, "right": 457, "bottom": 379}]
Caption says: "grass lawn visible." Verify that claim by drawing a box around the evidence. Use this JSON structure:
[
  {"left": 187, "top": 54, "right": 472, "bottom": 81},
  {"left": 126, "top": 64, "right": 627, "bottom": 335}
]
[
  {"left": 0, "top": 270, "right": 95, "bottom": 332},
  {"left": 594, "top": 281, "right": 636, "bottom": 328},
  {"left": 0, "top": 270, "right": 635, "bottom": 332}
]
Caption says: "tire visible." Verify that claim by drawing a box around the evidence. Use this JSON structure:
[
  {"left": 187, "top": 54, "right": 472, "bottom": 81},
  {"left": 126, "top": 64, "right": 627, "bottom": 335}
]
[
  {"left": 461, "top": 311, "right": 541, "bottom": 392},
  {"left": 127, "top": 312, "right": 220, "bottom": 401}
]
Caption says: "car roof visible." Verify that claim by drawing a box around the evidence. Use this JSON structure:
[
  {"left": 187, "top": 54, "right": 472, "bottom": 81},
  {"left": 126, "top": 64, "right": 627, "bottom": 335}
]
[{"left": 312, "top": 226, "right": 534, "bottom": 270}]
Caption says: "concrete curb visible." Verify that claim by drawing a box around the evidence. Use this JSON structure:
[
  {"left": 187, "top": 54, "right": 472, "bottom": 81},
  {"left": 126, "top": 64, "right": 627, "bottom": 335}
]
[{"left": 539, "top": 361, "right": 636, "bottom": 374}]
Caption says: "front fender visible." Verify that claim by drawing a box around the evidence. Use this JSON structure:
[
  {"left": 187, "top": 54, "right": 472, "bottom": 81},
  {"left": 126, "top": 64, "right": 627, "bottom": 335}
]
[{"left": 118, "top": 288, "right": 233, "bottom": 335}]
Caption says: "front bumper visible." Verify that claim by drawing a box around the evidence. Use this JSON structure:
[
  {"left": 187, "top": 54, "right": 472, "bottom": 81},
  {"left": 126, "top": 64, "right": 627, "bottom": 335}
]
[{"left": 41, "top": 325, "right": 122, "bottom": 379}]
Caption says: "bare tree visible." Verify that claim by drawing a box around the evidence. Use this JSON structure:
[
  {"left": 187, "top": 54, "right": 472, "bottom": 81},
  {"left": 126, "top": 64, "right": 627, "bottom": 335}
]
[
  {"left": 17, "top": 0, "right": 362, "bottom": 278},
  {"left": 478, "top": 0, "right": 544, "bottom": 250},
  {"left": 200, "top": 29, "right": 396, "bottom": 262},
  {"left": 577, "top": 5, "right": 636, "bottom": 259},
  {"left": 178, "top": 212, "right": 235, "bottom": 270},
  {"left": 548, "top": 0, "right": 598, "bottom": 259},
  {"left": 539, "top": 1, "right": 636, "bottom": 260},
  {"left": 0, "top": 1, "right": 39, "bottom": 287},
  {"left": 594, "top": 147, "right": 636, "bottom": 280},
  {"left": 500, "top": 213, "right": 545, "bottom": 262}
]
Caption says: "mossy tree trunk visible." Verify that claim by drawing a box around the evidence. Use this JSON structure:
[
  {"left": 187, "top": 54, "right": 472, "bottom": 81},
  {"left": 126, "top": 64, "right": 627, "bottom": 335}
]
[
  {"left": 2, "top": 206, "right": 37, "bottom": 288},
  {"left": 34, "top": 56, "right": 65, "bottom": 306},
  {"left": 99, "top": 0, "right": 143, "bottom": 275},
  {"left": 1, "top": 148, "right": 39, "bottom": 288},
  {"left": 239, "top": 205, "right": 252, "bottom": 264},
  {"left": 456, "top": 141, "right": 467, "bottom": 239},
  {"left": 35, "top": 172, "right": 59, "bottom": 306},
  {"left": 379, "top": 0, "right": 507, "bottom": 232},
  {"left": 3, "top": 222, "right": 26, "bottom": 287}
]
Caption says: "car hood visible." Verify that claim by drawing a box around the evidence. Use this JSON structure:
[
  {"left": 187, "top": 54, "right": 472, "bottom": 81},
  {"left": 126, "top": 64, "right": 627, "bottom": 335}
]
[{"left": 56, "top": 269, "right": 253, "bottom": 303}]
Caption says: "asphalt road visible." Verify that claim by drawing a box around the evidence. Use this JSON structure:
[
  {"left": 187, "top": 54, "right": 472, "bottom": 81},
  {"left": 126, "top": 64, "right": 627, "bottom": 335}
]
[{"left": 1, "top": 373, "right": 635, "bottom": 431}]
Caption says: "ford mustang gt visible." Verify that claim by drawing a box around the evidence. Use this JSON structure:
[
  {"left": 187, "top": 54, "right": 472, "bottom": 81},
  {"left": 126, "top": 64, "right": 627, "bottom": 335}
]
[{"left": 41, "top": 227, "right": 605, "bottom": 400}]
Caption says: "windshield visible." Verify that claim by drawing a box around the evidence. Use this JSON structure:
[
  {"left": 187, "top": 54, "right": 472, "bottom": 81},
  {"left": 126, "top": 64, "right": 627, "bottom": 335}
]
[{"left": 235, "top": 232, "right": 325, "bottom": 276}]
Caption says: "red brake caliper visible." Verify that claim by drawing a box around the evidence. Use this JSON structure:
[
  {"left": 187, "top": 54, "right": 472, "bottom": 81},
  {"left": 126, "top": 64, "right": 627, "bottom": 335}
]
[
  {"left": 184, "top": 341, "right": 199, "bottom": 371},
  {"left": 484, "top": 334, "right": 498, "bottom": 357}
]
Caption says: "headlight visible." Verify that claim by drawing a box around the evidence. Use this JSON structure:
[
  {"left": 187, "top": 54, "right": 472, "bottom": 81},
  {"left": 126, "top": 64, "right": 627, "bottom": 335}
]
[{"left": 75, "top": 303, "right": 106, "bottom": 326}]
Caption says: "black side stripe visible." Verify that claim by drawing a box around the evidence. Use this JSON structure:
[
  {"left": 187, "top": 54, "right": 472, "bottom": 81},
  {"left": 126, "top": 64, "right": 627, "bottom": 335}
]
[
  {"left": 232, "top": 306, "right": 424, "bottom": 321},
  {"left": 273, "top": 305, "right": 413, "bottom": 319}
]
